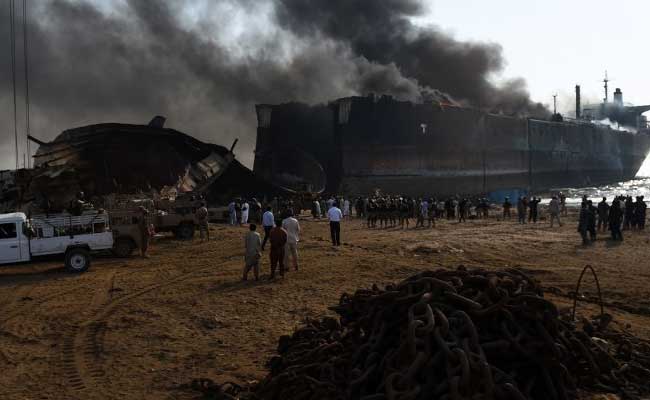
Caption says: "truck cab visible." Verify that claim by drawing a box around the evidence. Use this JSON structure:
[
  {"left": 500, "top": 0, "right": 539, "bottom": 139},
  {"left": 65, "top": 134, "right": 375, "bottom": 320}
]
[{"left": 0, "top": 213, "right": 30, "bottom": 264}]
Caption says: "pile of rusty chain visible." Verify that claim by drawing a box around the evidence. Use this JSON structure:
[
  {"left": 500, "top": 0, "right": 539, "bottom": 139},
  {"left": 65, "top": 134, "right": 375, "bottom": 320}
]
[{"left": 250, "top": 266, "right": 650, "bottom": 400}]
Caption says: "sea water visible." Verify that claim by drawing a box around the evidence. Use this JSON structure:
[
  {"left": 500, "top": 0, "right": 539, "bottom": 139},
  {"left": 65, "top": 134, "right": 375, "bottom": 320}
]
[{"left": 548, "top": 155, "right": 650, "bottom": 204}]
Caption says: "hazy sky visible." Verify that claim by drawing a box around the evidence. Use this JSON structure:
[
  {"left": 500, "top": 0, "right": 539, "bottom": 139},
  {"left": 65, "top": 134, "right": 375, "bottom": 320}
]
[{"left": 424, "top": 0, "right": 650, "bottom": 112}]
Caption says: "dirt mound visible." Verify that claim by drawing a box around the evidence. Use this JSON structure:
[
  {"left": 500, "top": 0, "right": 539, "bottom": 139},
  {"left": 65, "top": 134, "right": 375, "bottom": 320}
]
[{"left": 243, "top": 267, "right": 650, "bottom": 400}]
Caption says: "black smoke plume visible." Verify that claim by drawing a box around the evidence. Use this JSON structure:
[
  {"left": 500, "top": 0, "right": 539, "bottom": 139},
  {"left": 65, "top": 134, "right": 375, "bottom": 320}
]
[{"left": 0, "top": 0, "right": 548, "bottom": 170}]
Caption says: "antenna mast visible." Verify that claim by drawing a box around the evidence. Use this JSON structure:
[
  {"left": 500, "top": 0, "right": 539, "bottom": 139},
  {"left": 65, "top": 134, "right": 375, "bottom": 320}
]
[{"left": 603, "top": 71, "right": 609, "bottom": 103}]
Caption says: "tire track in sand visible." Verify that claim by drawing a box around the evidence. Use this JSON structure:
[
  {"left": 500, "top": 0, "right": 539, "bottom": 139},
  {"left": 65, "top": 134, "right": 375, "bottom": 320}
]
[{"left": 61, "top": 260, "right": 236, "bottom": 395}]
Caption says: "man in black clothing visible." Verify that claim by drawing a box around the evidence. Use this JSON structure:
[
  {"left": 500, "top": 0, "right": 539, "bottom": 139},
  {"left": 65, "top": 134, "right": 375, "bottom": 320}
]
[
  {"left": 634, "top": 196, "right": 647, "bottom": 229},
  {"left": 458, "top": 199, "right": 467, "bottom": 223},
  {"left": 528, "top": 197, "right": 540, "bottom": 223},
  {"left": 502, "top": 197, "right": 512, "bottom": 220},
  {"left": 597, "top": 197, "right": 609, "bottom": 232},
  {"left": 578, "top": 201, "right": 597, "bottom": 244},
  {"left": 609, "top": 198, "right": 624, "bottom": 240}
]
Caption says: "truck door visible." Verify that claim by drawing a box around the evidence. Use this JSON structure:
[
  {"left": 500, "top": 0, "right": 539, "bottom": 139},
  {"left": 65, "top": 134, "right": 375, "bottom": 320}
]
[{"left": 0, "top": 222, "right": 21, "bottom": 264}]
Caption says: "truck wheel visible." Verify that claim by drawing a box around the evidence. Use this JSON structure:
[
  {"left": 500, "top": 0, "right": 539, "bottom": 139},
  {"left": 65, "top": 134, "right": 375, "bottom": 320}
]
[
  {"left": 175, "top": 223, "right": 195, "bottom": 240},
  {"left": 65, "top": 248, "right": 91, "bottom": 273},
  {"left": 113, "top": 238, "right": 134, "bottom": 258}
]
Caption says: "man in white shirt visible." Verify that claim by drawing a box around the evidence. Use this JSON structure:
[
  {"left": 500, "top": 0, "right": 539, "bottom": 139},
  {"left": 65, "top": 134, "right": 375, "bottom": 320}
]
[
  {"left": 261, "top": 206, "right": 275, "bottom": 251},
  {"left": 240, "top": 200, "right": 249, "bottom": 225},
  {"left": 281, "top": 209, "right": 301, "bottom": 271},
  {"left": 328, "top": 203, "right": 343, "bottom": 246}
]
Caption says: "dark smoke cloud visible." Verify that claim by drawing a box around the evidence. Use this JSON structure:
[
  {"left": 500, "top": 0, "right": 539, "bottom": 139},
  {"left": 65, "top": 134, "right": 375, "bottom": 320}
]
[
  {"left": 275, "top": 0, "right": 548, "bottom": 115},
  {"left": 0, "top": 0, "right": 547, "bottom": 170}
]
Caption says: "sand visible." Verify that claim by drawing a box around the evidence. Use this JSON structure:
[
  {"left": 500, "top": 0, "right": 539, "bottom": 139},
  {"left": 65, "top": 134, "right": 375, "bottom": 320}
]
[{"left": 1, "top": 212, "right": 649, "bottom": 399}]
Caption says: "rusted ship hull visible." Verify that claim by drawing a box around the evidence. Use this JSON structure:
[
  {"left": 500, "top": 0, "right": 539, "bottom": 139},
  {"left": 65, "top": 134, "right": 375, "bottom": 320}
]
[{"left": 254, "top": 95, "right": 650, "bottom": 196}]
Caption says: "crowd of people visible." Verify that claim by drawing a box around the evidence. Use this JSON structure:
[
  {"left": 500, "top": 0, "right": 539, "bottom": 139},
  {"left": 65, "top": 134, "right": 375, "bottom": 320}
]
[
  {"left": 576, "top": 195, "right": 647, "bottom": 244},
  {"left": 213, "top": 191, "right": 649, "bottom": 281},
  {"left": 309, "top": 196, "right": 494, "bottom": 229}
]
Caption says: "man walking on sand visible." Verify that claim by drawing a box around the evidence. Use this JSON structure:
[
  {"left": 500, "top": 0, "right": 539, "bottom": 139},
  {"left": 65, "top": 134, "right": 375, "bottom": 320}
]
[
  {"left": 328, "top": 202, "right": 343, "bottom": 246},
  {"left": 282, "top": 209, "right": 301, "bottom": 271},
  {"left": 269, "top": 221, "right": 288, "bottom": 278},
  {"left": 243, "top": 224, "right": 261, "bottom": 281},
  {"left": 261, "top": 206, "right": 274, "bottom": 251}
]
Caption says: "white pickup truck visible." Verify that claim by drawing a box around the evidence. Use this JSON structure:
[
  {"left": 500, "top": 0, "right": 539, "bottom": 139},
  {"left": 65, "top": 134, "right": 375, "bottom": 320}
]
[{"left": 0, "top": 211, "right": 114, "bottom": 273}]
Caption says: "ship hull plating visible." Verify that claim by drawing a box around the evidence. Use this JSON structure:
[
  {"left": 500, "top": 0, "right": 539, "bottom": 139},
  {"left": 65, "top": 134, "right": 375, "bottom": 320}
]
[{"left": 255, "top": 96, "right": 650, "bottom": 196}]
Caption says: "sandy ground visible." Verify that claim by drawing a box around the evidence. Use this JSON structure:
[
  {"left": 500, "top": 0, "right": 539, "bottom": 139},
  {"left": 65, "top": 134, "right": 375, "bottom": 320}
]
[{"left": 1, "top": 211, "right": 650, "bottom": 399}]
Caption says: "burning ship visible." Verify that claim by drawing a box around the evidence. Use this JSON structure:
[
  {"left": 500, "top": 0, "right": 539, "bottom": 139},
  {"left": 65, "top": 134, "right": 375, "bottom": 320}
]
[{"left": 254, "top": 83, "right": 650, "bottom": 197}]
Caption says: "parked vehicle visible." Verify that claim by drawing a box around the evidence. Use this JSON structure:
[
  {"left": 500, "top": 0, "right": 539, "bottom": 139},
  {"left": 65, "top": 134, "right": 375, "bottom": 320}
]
[
  {"left": 0, "top": 211, "right": 114, "bottom": 272},
  {"left": 108, "top": 209, "right": 147, "bottom": 257}
]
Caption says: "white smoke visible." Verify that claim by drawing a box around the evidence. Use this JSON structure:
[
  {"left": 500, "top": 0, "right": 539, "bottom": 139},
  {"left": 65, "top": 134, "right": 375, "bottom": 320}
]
[{"left": 591, "top": 118, "right": 637, "bottom": 133}]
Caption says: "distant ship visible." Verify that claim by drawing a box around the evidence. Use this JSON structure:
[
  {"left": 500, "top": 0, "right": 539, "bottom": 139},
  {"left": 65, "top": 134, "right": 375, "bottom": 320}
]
[{"left": 254, "top": 79, "right": 650, "bottom": 197}]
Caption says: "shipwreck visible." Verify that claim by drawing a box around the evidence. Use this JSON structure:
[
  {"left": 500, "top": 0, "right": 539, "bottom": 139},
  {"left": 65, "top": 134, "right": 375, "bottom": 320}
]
[{"left": 1, "top": 116, "right": 281, "bottom": 213}]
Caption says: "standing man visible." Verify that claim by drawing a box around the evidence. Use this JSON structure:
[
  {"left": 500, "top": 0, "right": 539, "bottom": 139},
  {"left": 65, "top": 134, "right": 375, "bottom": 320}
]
[
  {"left": 578, "top": 201, "right": 597, "bottom": 244},
  {"left": 312, "top": 199, "right": 321, "bottom": 219},
  {"left": 250, "top": 198, "right": 261, "bottom": 224},
  {"left": 320, "top": 199, "right": 327, "bottom": 218},
  {"left": 417, "top": 198, "right": 428, "bottom": 228},
  {"left": 269, "top": 221, "right": 288, "bottom": 279},
  {"left": 196, "top": 202, "right": 209, "bottom": 241},
  {"left": 528, "top": 197, "right": 540, "bottom": 223},
  {"left": 609, "top": 198, "right": 624, "bottom": 241},
  {"left": 343, "top": 198, "right": 351, "bottom": 220},
  {"left": 458, "top": 199, "right": 467, "bottom": 223},
  {"left": 517, "top": 197, "right": 528, "bottom": 224},
  {"left": 548, "top": 196, "right": 562, "bottom": 227},
  {"left": 282, "top": 209, "right": 301, "bottom": 271},
  {"left": 228, "top": 199, "right": 237, "bottom": 226},
  {"left": 623, "top": 196, "right": 634, "bottom": 230},
  {"left": 240, "top": 199, "right": 250, "bottom": 225},
  {"left": 328, "top": 202, "right": 343, "bottom": 246},
  {"left": 243, "top": 224, "right": 261, "bottom": 281},
  {"left": 502, "top": 197, "right": 512, "bottom": 220},
  {"left": 138, "top": 206, "right": 152, "bottom": 258},
  {"left": 559, "top": 193, "right": 567, "bottom": 216},
  {"left": 597, "top": 197, "right": 610, "bottom": 232},
  {"left": 633, "top": 196, "right": 647, "bottom": 230},
  {"left": 427, "top": 198, "right": 436, "bottom": 228},
  {"left": 261, "top": 206, "right": 275, "bottom": 251}
]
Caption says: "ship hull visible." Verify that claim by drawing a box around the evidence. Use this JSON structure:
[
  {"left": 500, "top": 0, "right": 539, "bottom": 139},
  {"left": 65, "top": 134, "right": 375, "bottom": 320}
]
[{"left": 254, "top": 96, "right": 650, "bottom": 196}]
